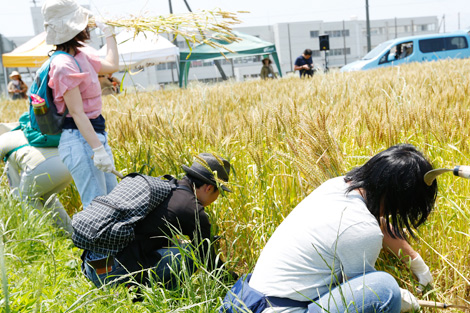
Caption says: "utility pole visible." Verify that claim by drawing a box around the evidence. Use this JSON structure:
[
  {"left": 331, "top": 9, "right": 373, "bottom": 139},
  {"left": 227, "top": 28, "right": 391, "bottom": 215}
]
[
  {"left": 182, "top": 0, "right": 228, "bottom": 80},
  {"left": 168, "top": 0, "right": 173, "bottom": 14},
  {"left": 394, "top": 17, "right": 397, "bottom": 38},
  {"left": 0, "top": 34, "right": 8, "bottom": 96},
  {"left": 365, "top": 0, "right": 371, "bottom": 52},
  {"left": 342, "top": 20, "right": 347, "bottom": 65},
  {"left": 168, "top": 0, "right": 176, "bottom": 83},
  {"left": 443, "top": 14, "right": 446, "bottom": 33},
  {"left": 287, "top": 23, "right": 293, "bottom": 72}
]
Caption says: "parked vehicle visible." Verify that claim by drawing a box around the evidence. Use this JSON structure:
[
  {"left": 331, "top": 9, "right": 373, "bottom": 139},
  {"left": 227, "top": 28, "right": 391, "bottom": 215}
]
[{"left": 340, "top": 30, "right": 470, "bottom": 72}]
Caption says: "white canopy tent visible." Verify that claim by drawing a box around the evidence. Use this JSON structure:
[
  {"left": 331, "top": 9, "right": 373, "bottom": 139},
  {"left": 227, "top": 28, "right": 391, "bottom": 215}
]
[{"left": 98, "top": 30, "right": 179, "bottom": 71}]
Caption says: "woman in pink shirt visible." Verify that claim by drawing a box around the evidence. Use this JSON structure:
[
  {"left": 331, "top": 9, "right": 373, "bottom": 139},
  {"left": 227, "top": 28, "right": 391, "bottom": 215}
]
[{"left": 42, "top": 0, "right": 119, "bottom": 209}]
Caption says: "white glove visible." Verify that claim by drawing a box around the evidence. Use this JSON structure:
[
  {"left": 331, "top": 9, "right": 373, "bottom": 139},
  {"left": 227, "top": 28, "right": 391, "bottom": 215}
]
[
  {"left": 93, "top": 145, "right": 113, "bottom": 173},
  {"left": 95, "top": 19, "right": 115, "bottom": 38},
  {"left": 410, "top": 254, "right": 433, "bottom": 292},
  {"left": 400, "top": 288, "right": 420, "bottom": 312}
]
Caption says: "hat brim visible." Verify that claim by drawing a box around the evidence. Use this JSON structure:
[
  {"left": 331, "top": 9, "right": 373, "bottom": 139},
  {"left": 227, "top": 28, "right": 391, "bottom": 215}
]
[{"left": 182, "top": 165, "right": 232, "bottom": 192}]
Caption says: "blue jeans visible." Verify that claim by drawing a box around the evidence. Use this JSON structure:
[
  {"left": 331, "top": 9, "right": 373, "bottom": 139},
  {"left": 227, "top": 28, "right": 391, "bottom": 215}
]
[
  {"left": 308, "top": 271, "right": 401, "bottom": 313},
  {"left": 83, "top": 244, "right": 195, "bottom": 288},
  {"left": 58, "top": 129, "right": 117, "bottom": 209}
]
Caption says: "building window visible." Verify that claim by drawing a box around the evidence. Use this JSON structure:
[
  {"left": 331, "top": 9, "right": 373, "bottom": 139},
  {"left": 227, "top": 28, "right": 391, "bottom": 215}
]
[
  {"left": 325, "top": 30, "right": 350, "bottom": 37},
  {"left": 232, "top": 55, "right": 262, "bottom": 64},
  {"left": 396, "top": 26, "right": 405, "bottom": 33},
  {"left": 311, "top": 48, "right": 350, "bottom": 57},
  {"left": 310, "top": 31, "right": 319, "bottom": 38},
  {"left": 367, "top": 27, "right": 385, "bottom": 35},
  {"left": 328, "top": 48, "right": 351, "bottom": 56},
  {"left": 191, "top": 60, "right": 203, "bottom": 67}
]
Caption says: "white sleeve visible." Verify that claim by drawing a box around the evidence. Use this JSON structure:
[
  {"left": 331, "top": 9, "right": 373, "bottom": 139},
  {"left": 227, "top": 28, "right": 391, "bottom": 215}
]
[{"left": 333, "top": 222, "right": 383, "bottom": 278}]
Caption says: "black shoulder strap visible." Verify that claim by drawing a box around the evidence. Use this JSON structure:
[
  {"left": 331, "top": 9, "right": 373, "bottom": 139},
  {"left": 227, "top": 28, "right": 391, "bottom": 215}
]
[
  {"left": 175, "top": 184, "right": 192, "bottom": 193},
  {"left": 161, "top": 174, "right": 193, "bottom": 193}
]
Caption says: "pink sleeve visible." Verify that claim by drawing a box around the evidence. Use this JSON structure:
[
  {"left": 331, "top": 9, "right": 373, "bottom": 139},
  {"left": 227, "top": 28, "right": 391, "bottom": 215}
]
[
  {"left": 81, "top": 46, "right": 102, "bottom": 73},
  {"left": 48, "top": 55, "right": 90, "bottom": 103}
]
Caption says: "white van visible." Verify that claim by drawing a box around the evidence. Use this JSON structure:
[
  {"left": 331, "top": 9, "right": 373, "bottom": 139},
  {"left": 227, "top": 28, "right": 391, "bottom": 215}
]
[{"left": 340, "top": 30, "right": 470, "bottom": 72}]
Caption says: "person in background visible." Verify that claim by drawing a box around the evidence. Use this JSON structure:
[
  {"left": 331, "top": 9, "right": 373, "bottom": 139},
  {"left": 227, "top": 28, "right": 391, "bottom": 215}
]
[
  {"left": 98, "top": 74, "right": 114, "bottom": 96},
  {"left": 108, "top": 74, "right": 121, "bottom": 94},
  {"left": 82, "top": 153, "right": 233, "bottom": 289},
  {"left": 294, "top": 49, "right": 315, "bottom": 78},
  {"left": 260, "top": 57, "right": 276, "bottom": 80},
  {"left": 99, "top": 73, "right": 120, "bottom": 96},
  {"left": 7, "top": 71, "right": 28, "bottom": 100},
  {"left": 42, "top": 0, "right": 120, "bottom": 210},
  {"left": 0, "top": 122, "right": 73, "bottom": 235},
  {"left": 221, "top": 144, "right": 437, "bottom": 313}
]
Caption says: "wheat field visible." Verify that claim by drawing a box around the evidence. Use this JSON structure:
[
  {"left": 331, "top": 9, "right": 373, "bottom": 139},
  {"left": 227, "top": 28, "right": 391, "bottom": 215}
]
[{"left": 0, "top": 58, "right": 469, "bottom": 311}]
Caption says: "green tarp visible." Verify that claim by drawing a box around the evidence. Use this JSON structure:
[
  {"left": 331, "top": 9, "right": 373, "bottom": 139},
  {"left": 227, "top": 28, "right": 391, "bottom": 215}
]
[{"left": 179, "top": 31, "right": 282, "bottom": 87}]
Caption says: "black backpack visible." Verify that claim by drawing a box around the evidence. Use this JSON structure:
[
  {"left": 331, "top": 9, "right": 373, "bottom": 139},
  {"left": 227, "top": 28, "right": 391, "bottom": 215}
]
[{"left": 71, "top": 174, "right": 191, "bottom": 255}]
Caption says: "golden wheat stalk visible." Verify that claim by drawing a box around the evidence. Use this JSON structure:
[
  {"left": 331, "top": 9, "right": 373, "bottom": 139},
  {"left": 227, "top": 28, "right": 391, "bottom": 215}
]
[{"left": 89, "top": 9, "right": 247, "bottom": 55}]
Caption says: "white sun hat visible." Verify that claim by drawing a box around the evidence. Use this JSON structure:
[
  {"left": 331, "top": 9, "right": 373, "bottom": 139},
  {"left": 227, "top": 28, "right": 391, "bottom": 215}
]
[{"left": 42, "top": 0, "right": 92, "bottom": 45}]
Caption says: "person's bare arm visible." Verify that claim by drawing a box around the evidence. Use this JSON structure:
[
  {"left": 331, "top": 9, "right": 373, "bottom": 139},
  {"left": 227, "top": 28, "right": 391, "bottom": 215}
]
[
  {"left": 7, "top": 82, "right": 16, "bottom": 93},
  {"left": 20, "top": 82, "right": 28, "bottom": 93},
  {"left": 99, "top": 35, "right": 119, "bottom": 74},
  {"left": 294, "top": 64, "right": 309, "bottom": 71},
  {"left": 63, "top": 86, "right": 101, "bottom": 149},
  {"left": 382, "top": 225, "right": 417, "bottom": 261},
  {"left": 63, "top": 86, "right": 114, "bottom": 172},
  {"left": 381, "top": 219, "right": 433, "bottom": 291}
]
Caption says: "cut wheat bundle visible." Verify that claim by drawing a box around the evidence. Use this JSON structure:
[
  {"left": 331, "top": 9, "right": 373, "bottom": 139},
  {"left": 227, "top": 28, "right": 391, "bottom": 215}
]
[{"left": 89, "top": 10, "right": 247, "bottom": 56}]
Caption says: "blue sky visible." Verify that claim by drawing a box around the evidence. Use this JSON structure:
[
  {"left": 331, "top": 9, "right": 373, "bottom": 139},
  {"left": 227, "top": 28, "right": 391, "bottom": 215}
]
[{"left": 1, "top": 0, "right": 469, "bottom": 37}]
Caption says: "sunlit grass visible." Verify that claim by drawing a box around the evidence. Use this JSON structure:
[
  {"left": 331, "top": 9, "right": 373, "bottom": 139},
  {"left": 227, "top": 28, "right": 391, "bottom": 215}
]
[{"left": 1, "top": 58, "right": 470, "bottom": 310}]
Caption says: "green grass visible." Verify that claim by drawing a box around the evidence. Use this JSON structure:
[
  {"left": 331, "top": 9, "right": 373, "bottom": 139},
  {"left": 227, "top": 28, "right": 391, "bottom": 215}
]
[{"left": 1, "top": 58, "right": 470, "bottom": 311}]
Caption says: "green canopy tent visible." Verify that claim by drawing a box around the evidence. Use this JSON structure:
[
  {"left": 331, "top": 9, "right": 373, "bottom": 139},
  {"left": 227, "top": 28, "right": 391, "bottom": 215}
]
[{"left": 179, "top": 31, "right": 282, "bottom": 87}]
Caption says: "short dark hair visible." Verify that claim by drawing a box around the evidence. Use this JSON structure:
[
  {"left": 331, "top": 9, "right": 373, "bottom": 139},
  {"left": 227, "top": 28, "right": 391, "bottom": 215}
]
[
  {"left": 304, "top": 49, "right": 313, "bottom": 56},
  {"left": 344, "top": 144, "right": 437, "bottom": 240},
  {"left": 53, "top": 28, "right": 90, "bottom": 55}
]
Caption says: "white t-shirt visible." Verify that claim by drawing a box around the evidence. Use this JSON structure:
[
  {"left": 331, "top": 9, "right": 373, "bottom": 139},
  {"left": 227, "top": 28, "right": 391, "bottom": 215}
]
[{"left": 249, "top": 177, "right": 383, "bottom": 313}]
